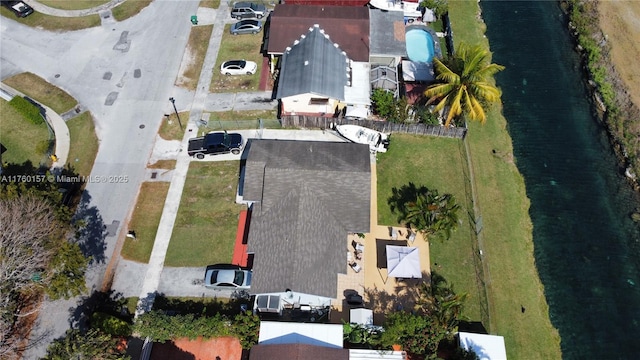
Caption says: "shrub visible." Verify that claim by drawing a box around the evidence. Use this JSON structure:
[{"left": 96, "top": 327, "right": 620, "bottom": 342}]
[
  {"left": 371, "top": 89, "right": 396, "bottom": 118},
  {"left": 91, "top": 312, "right": 132, "bottom": 337},
  {"left": 9, "top": 96, "right": 44, "bottom": 125}
]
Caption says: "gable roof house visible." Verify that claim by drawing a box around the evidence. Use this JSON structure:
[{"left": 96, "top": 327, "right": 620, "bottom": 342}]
[
  {"left": 276, "top": 25, "right": 371, "bottom": 117},
  {"left": 266, "top": 4, "right": 370, "bottom": 73},
  {"left": 242, "top": 140, "right": 371, "bottom": 299}
]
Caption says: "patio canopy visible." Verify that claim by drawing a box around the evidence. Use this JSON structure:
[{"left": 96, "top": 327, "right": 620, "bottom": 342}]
[{"left": 386, "top": 245, "right": 422, "bottom": 279}]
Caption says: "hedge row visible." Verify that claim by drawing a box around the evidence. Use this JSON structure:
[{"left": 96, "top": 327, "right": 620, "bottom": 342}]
[
  {"left": 134, "top": 310, "right": 260, "bottom": 349},
  {"left": 9, "top": 96, "right": 44, "bottom": 125}
]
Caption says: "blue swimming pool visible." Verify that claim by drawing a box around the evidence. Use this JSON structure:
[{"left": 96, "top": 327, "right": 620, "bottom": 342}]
[{"left": 406, "top": 28, "right": 435, "bottom": 63}]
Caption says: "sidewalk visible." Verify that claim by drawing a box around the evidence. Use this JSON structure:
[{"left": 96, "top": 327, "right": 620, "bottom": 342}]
[{"left": 134, "top": 1, "right": 231, "bottom": 317}]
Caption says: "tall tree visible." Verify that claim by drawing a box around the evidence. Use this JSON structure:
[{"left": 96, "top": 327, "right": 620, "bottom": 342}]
[
  {"left": 415, "top": 271, "right": 468, "bottom": 337},
  {"left": 389, "top": 183, "right": 460, "bottom": 241},
  {"left": 43, "top": 329, "right": 129, "bottom": 360},
  {"left": 424, "top": 43, "right": 505, "bottom": 127}
]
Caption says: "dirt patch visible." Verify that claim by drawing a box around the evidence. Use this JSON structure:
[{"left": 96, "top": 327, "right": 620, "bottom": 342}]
[
  {"left": 175, "top": 46, "right": 196, "bottom": 88},
  {"left": 598, "top": 1, "right": 640, "bottom": 110},
  {"left": 150, "top": 336, "right": 242, "bottom": 360}
]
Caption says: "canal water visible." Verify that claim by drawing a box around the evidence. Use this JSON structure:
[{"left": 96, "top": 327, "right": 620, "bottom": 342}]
[{"left": 481, "top": 1, "right": 640, "bottom": 358}]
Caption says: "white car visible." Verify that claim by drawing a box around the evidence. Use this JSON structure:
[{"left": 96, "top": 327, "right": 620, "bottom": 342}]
[{"left": 220, "top": 60, "right": 258, "bottom": 76}]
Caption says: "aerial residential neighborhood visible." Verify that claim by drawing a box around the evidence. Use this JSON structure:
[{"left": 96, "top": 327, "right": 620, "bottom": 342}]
[{"left": 1, "top": 1, "right": 567, "bottom": 360}]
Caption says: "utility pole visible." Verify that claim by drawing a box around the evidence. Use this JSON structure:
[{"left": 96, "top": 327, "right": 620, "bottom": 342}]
[{"left": 168, "top": 97, "right": 183, "bottom": 130}]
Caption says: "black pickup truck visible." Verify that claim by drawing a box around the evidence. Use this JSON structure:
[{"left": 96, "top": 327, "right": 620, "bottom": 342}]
[{"left": 188, "top": 132, "right": 243, "bottom": 159}]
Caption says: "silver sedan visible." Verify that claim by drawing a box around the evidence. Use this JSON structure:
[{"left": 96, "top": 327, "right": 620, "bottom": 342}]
[{"left": 230, "top": 20, "right": 263, "bottom": 35}]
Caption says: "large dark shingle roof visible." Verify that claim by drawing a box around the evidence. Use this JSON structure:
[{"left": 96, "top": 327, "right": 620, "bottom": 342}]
[
  {"left": 244, "top": 140, "right": 371, "bottom": 297},
  {"left": 267, "top": 4, "right": 370, "bottom": 62}
]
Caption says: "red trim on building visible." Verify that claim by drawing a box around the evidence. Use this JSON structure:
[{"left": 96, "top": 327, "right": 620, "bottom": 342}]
[{"left": 232, "top": 209, "right": 251, "bottom": 267}]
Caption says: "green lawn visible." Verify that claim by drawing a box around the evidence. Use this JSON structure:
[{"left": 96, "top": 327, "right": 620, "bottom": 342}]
[
  {"left": 122, "top": 182, "right": 171, "bottom": 263},
  {"left": 210, "top": 25, "right": 264, "bottom": 93},
  {"left": 377, "top": 134, "right": 480, "bottom": 321},
  {"left": 0, "top": 7, "right": 100, "bottom": 31},
  {"left": 177, "top": 25, "right": 214, "bottom": 91},
  {"left": 200, "top": 0, "right": 220, "bottom": 9},
  {"left": 166, "top": 161, "right": 243, "bottom": 267},
  {"left": 0, "top": 99, "right": 51, "bottom": 167},
  {"left": 3, "top": 73, "right": 77, "bottom": 114},
  {"left": 38, "top": 0, "right": 110, "bottom": 10},
  {"left": 66, "top": 112, "right": 98, "bottom": 177}
]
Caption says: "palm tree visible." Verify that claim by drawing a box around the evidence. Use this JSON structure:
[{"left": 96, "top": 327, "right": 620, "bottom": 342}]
[
  {"left": 404, "top": 189, "right": 460, "bottom": 241},
  {"left": 424, "top": 43, "right": 505, "bottom": 127},
  {"left": 415, "top": 272, "right": 468, "bottom": 337}
]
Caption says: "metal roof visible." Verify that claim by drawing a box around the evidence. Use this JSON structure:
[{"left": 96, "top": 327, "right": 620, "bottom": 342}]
[
  {"left": 275, "top": 25, "right": 349, "bottom": 100},
  {"left": 267, "top": 4, "right": 370, "bottom": 62}
]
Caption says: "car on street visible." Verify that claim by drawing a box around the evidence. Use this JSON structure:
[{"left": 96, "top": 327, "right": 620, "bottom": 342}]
[
  {"left": 188, "top": 131, "right": 243, "bottom": 159},
  {"left": 230, "top": 2, "right": 266, "bottom": 19},
  {"left": 220, "top": 60, "right": 257, "bottom": 76},
  {"left": 230, "top": 19, "right": 263, "bottom": 35},
  {"left": 204, "top": 264, "right": 252, "bottom": 290},
  {"left": 1, "top": 0, "right": 34, "bottom": 17}
]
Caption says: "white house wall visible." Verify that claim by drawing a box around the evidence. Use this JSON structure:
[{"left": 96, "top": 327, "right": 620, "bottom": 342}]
[{"left": 282, "top": 93, "right": 339, "bottom": 115}]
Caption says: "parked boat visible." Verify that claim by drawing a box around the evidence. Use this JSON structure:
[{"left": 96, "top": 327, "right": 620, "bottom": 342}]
[
  {"left": 336, "top": 124, "right": 390, "bottom": 153},
  {"left": 368, "top": 0, "right": 423, "bottom": 18}
]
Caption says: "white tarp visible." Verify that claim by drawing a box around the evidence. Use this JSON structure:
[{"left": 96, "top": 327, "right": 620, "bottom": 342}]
[
  {"left": 350, "top": 308, "right": 373, "bottom": 326},
  {"left": 386, "top": 245, "right": 422, "bottom": 278},
  {"left": 458, "top": 332, "right": 507, "bottom": 360},
  {"left": 345, "top": 105, "right": 369, "bottom": 119}
]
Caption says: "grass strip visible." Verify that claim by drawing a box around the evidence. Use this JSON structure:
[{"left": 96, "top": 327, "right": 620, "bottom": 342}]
[
  {"left": 122, "top": 182, "right": 171, "bottom": 263},
  {"left": 177, "top": 25, "right": 214, "bottom": 91},
  {"left": 65, "top": 112, "right": 98, "bottom": 177},
  {"left": 0, "top": 8, "right": 100, "bottom": 30},
  {"left": 111, "top": 0, "right": 153, "bottom": 22},
  {"left": 159, "top": 112, "right": 189, "bottom": 141},
  {"left": 38, "top": 0, "right": 110, "bottom": 11},
  {"left": 3, "top": 73, "right": 77, "bottom": 114}
]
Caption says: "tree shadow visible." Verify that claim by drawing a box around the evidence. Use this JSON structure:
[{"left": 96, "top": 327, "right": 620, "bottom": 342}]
[
  {"left": 72, "top": 190, "right": 107, "bottom": 264},
  {"left": 387, "top": 182, "right": 430, "bottom": 224},
  {"left": 68, "top": 290, "right": 132, "bottom": 331}
]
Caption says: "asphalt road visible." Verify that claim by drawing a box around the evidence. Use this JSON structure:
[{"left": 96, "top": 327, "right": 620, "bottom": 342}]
[{"left": 2, "top": 2, "right": 200, "bottom": 358}]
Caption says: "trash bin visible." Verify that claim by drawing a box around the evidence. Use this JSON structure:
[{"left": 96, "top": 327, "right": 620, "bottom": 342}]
[{"left": 190, "top": 15, "right": 198, "bottom": 25}]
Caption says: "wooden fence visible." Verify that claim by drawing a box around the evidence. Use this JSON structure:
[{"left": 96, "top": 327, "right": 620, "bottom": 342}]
[{"left": 280, "top": 115, "right": 467, "bottom": 139}]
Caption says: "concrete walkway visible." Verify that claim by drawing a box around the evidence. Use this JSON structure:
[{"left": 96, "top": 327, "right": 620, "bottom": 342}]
[
  {"left": 134, "top": 1, "right": 232, "bottom": 317},
  {"left": 26, "top": 0, "right": 124, "bottom": 17},
  {"left": 0, "top": 82, "right": 70, "bottom": 171}
]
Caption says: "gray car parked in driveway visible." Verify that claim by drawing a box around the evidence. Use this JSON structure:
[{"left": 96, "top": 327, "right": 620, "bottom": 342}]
[
  {"left": 230, "top": 2, "right": 266, "bottom": 19},
  {"left": 230, "top": 19, "right": 263, "bottom": 35}
]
